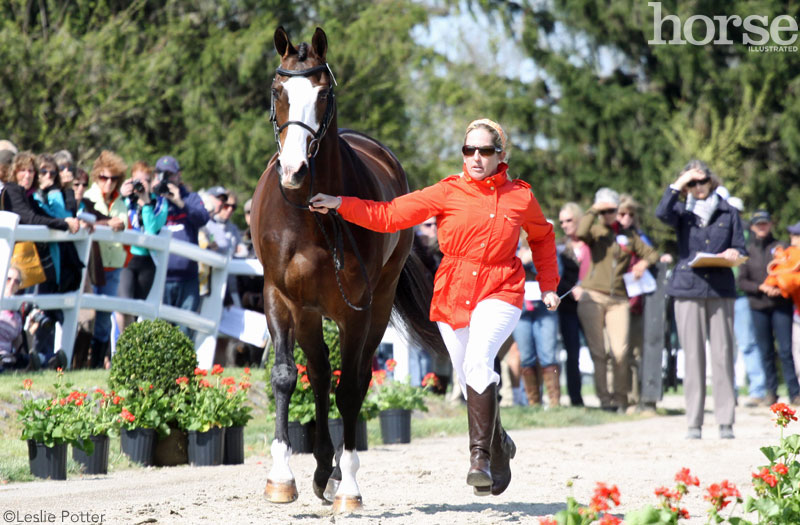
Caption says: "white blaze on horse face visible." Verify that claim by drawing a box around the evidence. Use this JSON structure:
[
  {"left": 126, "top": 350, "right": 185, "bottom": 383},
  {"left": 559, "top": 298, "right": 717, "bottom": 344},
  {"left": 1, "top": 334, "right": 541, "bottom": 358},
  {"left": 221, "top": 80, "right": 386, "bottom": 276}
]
[
  {"left": 336, "top": 449, "right": 362, "bottom": 497},
  {"left": 267, "top": 439, "right": 295, "bottom": 482},
  {"left": 278, "top": 77, "right": 322, "bottom": 189}
]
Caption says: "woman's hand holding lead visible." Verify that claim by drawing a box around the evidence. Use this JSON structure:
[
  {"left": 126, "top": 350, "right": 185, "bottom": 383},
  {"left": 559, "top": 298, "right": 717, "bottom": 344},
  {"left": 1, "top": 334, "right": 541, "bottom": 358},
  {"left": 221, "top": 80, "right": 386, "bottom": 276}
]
[
  {"left": 542, "top": 291, "right": 560, "bottom": 311},
  {"left": 309, "top": 193, "right": 342, "bottom": 214}
]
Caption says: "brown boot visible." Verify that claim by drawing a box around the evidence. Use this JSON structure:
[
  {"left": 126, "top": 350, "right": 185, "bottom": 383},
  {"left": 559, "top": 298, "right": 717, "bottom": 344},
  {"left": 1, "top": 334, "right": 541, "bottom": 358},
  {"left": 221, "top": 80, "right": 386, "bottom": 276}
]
[
  {"left": 489, "top": 409, "right": 516, "bottom": 496},
  {"left": 466, "top": 384, "right": 497, "bottom": 495},
  {"left": 542, "top": 365, "right": 561, "bottom": 408},
  {"left": 521, "top": 366, "right": 541, "bottom": 406}
]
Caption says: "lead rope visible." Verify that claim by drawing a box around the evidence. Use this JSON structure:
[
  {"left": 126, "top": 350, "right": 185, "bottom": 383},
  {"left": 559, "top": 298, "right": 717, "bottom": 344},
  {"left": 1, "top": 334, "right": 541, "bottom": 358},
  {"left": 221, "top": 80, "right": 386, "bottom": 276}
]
[{"left": 276, "top": 156, "right": 372, "bottom": 311}]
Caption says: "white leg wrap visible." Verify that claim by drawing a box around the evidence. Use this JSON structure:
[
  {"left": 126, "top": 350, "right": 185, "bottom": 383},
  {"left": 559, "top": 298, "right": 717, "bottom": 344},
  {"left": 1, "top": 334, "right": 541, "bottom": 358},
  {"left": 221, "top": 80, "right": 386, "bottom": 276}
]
[
  {"left": 267, "top": 439, "right": 295, "bottom": 482},
  {"left": 336, "top": 449, "right": 361, "bottom": 497}
]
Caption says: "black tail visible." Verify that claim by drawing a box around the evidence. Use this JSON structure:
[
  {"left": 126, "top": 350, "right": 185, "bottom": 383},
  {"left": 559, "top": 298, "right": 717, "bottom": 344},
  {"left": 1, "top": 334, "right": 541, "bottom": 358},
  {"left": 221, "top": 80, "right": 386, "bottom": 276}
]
[{"left": 390, "top": 248, "right": 448, "bottom": 358}]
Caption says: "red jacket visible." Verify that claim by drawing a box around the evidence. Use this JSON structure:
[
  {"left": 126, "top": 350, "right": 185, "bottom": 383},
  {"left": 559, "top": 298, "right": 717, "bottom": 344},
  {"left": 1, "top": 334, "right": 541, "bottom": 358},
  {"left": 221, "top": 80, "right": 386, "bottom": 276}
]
[{"left": 338, "top": 163, "right": 559, "bottom": 329}]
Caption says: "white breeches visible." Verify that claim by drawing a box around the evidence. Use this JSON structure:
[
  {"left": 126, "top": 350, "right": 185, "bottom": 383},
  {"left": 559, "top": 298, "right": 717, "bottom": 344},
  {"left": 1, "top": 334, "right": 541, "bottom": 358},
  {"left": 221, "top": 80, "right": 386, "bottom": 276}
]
[{"left": 437, "top": 299, "right": 522, "bottom": 397}]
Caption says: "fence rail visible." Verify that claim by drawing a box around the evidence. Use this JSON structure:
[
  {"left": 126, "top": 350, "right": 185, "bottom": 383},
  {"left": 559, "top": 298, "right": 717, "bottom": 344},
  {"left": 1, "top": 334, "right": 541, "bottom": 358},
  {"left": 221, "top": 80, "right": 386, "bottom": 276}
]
[{"left": 0, "top": 211, "right": 261, "bottom": 370}]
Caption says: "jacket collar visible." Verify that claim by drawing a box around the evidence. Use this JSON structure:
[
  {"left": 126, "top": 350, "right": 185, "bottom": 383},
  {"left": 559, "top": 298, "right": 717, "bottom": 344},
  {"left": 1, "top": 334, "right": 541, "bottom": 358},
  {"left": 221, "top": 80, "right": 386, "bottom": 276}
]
[{"left": 461, "top": 162, "right": 509, "bottom": 188}]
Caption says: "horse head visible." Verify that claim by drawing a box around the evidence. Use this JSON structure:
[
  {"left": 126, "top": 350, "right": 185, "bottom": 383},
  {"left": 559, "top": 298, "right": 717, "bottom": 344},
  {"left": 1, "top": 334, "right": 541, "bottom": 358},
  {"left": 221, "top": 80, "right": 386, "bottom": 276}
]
[{"left": 271, "top": 26, "right": 336, "bottom": 190}]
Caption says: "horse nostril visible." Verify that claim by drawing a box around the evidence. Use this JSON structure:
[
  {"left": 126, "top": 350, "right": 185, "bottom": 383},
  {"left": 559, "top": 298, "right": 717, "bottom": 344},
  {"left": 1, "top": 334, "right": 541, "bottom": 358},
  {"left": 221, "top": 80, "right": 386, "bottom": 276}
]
[{"left": 296, "top": 163, "right": 308, "bottom": 179}]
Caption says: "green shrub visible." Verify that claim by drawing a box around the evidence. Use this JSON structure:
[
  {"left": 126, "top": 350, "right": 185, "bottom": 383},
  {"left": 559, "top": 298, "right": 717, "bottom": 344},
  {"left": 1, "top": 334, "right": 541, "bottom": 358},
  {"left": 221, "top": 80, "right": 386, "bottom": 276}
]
[{"left": 110, "top": 320, "right": 197, "bottom": 395}]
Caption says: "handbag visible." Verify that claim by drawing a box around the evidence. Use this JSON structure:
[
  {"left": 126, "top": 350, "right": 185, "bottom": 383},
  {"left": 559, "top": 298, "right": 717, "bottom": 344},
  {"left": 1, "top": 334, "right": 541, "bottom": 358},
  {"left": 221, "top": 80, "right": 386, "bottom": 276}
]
[{"left": 11, "top": 241, "right": 47, "bottom": 289}]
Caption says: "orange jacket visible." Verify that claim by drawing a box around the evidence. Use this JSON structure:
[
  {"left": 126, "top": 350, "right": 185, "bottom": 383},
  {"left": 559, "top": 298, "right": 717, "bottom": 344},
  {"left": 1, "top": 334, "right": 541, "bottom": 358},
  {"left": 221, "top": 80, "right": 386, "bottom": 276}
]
[
  {"left": 338, "top": 163, "right": 559, "bottom": 329},
  {"left": 764, "top": 245, "right": 800, "bottom": 309}
]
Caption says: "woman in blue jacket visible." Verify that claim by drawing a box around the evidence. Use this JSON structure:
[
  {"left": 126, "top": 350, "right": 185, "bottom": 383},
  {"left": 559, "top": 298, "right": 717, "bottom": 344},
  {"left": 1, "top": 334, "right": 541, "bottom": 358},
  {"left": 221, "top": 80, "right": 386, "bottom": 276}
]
[{"left": 656, "top": 160, "right": 747, "bottom": 440}]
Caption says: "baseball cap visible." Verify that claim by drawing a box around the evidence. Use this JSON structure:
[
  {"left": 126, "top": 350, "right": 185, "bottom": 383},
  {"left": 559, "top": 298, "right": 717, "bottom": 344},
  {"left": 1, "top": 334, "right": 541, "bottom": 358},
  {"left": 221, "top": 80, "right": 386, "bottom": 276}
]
[
  {"left": 207, "top": 186, "right": 228, "bottom": 200},
  {"left": 155, "top": 155, "right": 180, "bottom": 174},
  {"left": 750, "top": 210, "right": 771, "bottom": 225},
  {"left": 788, "top": 221, "right": 800, "bottom": 236}
]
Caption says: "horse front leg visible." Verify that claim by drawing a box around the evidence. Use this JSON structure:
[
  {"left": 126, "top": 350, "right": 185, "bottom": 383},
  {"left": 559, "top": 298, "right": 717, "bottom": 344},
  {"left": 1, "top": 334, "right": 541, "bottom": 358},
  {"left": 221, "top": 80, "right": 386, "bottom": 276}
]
[
  {"left": 264, "top": 298, "right": 299, "bottom": 503},
  {"left": 295, "top": 313, "right": 335, "bottom": 502}
]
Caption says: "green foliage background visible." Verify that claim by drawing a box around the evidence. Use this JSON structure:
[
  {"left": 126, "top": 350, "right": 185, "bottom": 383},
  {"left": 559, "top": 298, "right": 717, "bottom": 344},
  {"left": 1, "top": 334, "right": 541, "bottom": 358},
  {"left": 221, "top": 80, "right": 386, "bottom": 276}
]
[{"left": 1, "top": 0, "right": 799, "bottom": 244}]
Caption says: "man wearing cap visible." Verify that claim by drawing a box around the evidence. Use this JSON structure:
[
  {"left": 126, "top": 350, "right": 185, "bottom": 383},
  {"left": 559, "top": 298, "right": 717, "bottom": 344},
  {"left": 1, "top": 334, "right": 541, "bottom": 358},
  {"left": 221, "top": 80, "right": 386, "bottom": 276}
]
[
  {"left": 154, "top": 155, "right": 210, "bottom": 327},
  {"left": 738, "top": 210, "right": 799, "bottom": 405}
]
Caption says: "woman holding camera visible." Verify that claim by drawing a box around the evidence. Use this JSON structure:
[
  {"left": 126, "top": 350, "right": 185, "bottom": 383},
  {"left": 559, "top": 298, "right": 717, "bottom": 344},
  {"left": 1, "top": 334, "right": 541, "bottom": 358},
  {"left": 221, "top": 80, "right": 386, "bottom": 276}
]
[{"left": 118, "top": 162, "right": 168, "bottom": 322}]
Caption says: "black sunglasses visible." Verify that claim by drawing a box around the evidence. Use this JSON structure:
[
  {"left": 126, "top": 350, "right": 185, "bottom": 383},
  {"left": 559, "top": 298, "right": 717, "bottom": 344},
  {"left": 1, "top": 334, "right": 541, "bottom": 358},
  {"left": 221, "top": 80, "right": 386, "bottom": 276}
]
[
  {"left": 599, "top": 208, "right": 618, "bottom": 215},
  {"left": 462, "top": 145, "right": 501, "bottom": 157},
  {"left": 40, "top": 169, "right": 57, "bottom": 176},
  {"left": 224, "top": 202, "right": 237, "bottom": 210},
  {"left": 686, "top": 177, "right": 710, "bottom": 188}
]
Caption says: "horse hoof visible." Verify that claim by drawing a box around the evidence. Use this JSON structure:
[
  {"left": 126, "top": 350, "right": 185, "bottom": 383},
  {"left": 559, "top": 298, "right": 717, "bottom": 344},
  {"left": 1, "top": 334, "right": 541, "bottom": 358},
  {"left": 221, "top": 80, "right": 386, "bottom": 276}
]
[
  {"left": 264, "top": 479, "right": 298, "bottom": 503},
  {"left": 313, "top": 481, "right": 329, "bottom": 503},
  {"left": 323, "top": 477, "right": 340, "bottom": 503},
  {"left": 332, "top": 494, "right": 363, "bottom": 513}
]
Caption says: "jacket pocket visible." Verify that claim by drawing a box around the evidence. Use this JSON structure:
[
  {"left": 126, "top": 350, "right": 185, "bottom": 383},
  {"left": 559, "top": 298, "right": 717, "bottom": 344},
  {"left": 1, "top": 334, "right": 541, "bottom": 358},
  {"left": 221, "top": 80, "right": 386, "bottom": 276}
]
[{"left": 670, "top": 267, "right": 695, "bottom": 290}]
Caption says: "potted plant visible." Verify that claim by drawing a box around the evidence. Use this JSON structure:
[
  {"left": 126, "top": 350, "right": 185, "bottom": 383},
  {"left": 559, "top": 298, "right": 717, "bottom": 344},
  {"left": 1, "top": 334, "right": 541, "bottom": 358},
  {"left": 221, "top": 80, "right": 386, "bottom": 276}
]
[
  {"left": 17, "top": 371, "right": 82, "bottom": 480},
  {"left": 220, "top": 367, "right": 254, "bottom": 465},
  {"left": 116, "top": 383, "right": 173, "bottom": 467},
  {"left": 71, "top": 387, "right": 121, "bottom": 475},
  {"left": 175, "top": 365, "right": 232, "bottom": 466},
  {"left": 111, "top": 319, "right": 197, "bottom": 466},
  {"left": 369, "top": 363, "right": 436, "bottom": 444}
]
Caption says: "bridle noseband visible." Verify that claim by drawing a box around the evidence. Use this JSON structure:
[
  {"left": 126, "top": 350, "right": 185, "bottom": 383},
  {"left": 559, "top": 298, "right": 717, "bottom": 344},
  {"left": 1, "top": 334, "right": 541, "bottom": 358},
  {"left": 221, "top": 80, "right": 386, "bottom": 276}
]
[{"left": 268, "top": 62, "right": 372, "bottom": 312}]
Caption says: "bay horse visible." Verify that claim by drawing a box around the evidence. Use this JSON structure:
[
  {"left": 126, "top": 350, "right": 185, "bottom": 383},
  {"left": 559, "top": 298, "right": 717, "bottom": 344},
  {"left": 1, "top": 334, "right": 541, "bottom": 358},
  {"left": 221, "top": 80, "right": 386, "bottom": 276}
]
[{"left": 250, "top": 26, "right": 446, "bottom": 511}]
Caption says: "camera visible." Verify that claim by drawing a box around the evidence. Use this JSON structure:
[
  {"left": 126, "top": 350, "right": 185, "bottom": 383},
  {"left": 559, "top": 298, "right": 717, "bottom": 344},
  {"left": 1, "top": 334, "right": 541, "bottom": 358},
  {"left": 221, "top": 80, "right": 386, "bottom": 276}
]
[
  {"left": 154, "top": 180, "right": 172, "bottom": 195},
  {"left": 29, "top": 309, "right": 54, "bottom": 333},
  {"left": 133, "top": 180, "right": 145, "bottom": 194}
]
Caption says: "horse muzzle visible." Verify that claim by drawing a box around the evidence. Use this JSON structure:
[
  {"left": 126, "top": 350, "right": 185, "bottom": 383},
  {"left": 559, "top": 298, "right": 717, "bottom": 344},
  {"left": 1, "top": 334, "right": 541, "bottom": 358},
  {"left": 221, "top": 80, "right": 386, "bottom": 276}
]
[{"left": 277, "top": 160, "right": 308, "bottom": 190}]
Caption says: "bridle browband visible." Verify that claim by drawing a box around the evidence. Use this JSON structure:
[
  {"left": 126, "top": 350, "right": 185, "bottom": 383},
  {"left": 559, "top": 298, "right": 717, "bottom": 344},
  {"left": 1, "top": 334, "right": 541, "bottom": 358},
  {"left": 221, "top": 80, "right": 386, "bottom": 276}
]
[{"left": 269, "top": 62, "right": 372, "bottom": 312}]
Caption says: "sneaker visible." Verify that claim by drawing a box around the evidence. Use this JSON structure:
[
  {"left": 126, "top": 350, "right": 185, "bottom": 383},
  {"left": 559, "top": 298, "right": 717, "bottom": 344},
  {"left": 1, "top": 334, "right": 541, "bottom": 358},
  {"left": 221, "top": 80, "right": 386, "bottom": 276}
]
[
  {"left": 765, "top": 393, "right": 779, "bottom": 406},
  {"left": 47, "top": 350, "right": 68, "bottom": 370},
  {"left": 719, "top": 425, "right": 735, "bottom": 439},
  {"left": 686, "top": 427, "right": 702, "bottom": 440},
  {"left": 743, "top": 397, "right": 765, "bottom": 408}
]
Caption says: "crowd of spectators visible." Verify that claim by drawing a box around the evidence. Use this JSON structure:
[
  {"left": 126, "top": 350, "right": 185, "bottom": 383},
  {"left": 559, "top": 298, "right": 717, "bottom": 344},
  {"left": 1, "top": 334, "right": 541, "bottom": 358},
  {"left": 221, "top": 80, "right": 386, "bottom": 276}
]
[{"left": 0, "top": 139, "right": 257, "bottom": 372}]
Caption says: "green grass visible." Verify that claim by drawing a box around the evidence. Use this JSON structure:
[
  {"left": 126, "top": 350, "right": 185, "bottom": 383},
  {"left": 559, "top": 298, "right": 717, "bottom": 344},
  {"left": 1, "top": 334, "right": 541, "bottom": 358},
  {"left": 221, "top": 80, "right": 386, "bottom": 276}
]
[{"left": 0, "top": 368, "right": 653, "bottom": 483}]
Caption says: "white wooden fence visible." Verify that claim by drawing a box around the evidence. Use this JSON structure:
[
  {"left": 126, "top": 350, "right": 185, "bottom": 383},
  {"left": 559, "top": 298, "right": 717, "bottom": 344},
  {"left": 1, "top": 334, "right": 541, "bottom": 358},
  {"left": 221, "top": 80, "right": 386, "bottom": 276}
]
[{"left": 0, "top": 210, "right": 262, "bottom": 370}]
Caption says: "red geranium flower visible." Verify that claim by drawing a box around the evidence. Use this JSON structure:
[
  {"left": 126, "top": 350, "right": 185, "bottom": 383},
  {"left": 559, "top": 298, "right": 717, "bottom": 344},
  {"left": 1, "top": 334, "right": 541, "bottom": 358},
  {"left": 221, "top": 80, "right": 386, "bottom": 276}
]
[
  {"left": 385, "top": 358, "right": 397, "bottom": 372},
  {"left": 773, "top": 463, "right": 789, "bottom": 476},
  {"left": 22, "top": 378, "right": 33, "bottom": 390},
  {"left": 194, "top": 367, "right": 208, "bottom": 377},
  {"left": 770, "top": 402, "right": 797, "bottom": 427},
  {"left": 675, "top": 467, "right": 699, "bottom": 487},
  {"left": 211, "top": 364, "right": 224, "bottom": 375}
]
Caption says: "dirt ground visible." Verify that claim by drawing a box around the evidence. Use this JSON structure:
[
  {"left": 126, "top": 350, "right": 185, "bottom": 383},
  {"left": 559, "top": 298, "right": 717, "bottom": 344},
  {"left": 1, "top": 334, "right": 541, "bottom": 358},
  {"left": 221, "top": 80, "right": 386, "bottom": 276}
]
[{"left": 0, "top": 395, "right": 778, "bottom": 525}]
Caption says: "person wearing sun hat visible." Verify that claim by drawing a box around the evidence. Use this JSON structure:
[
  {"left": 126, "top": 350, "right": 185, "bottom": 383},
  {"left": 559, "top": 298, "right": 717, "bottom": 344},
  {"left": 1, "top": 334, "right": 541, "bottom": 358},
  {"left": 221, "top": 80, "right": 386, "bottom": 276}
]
[
  {"left": 308, "top": 118, "right": 560, "bottom": 497},
  {"left": 576, "top": 187, "right": 659, "bottom": 414}
]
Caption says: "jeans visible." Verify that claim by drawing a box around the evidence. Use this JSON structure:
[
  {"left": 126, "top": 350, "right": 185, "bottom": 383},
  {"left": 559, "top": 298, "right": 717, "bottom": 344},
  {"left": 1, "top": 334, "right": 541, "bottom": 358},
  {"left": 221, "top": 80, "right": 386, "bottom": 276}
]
[
  {"left": 513, "top": 301, "right": 559, "bottom": 369},
  {"left": 559, "top": 309, "right": 584, "bottom": 405},
  {"left": 164, "top": 276, "right": 201, "bottom": 337},
  {"left": 92, "top": 268, "right": 122, "bottom": 345},
  {"left": 751, "top": 305, "right": 798, "bottom": 399},
  {"left": 734, "top": 296, "right": 766, "bottom": 399}
]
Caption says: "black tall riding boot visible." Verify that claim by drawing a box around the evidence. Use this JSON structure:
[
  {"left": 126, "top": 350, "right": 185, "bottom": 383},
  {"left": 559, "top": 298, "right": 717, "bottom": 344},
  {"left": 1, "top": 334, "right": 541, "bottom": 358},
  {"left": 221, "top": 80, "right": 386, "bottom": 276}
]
[
  {"left": 466, "top": 384, "right": 497, "bottom": 495},
  {"left": 490, "top": 408, "right": 516, "bottom": 496}
]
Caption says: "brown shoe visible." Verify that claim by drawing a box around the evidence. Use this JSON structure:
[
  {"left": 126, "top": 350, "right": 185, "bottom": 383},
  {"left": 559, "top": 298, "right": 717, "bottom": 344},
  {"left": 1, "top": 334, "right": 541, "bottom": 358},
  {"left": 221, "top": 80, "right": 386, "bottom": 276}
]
[
  {"left": 521, "top": 366, "right": 542, "bottom": 406},
  {"left": 466, "top": 384, "right": 496, "bottom": 495}
]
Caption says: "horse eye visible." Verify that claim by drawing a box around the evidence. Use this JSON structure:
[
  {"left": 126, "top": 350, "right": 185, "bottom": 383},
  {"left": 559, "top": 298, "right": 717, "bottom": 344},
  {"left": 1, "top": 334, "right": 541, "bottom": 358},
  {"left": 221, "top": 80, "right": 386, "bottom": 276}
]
[
  {"left": 318, "top": 90, "right": 328, "bottom": 100},
  {"left": 271, "top": 87, "right": 281, "bottom": 98}
]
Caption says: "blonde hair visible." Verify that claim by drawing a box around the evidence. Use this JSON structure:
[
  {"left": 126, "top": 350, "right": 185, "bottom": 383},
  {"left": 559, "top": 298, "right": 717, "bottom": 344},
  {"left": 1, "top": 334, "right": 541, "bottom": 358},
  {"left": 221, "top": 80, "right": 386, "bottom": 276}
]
[{"left": 465, "top": 119, "right": 507, "bottom": 152}]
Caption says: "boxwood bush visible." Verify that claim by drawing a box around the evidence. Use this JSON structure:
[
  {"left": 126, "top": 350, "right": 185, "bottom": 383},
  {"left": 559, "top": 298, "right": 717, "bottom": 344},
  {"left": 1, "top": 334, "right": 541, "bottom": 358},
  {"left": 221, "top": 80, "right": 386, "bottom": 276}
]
[{"left": 110, "top": 320, "right": 197, "bottom": 394}]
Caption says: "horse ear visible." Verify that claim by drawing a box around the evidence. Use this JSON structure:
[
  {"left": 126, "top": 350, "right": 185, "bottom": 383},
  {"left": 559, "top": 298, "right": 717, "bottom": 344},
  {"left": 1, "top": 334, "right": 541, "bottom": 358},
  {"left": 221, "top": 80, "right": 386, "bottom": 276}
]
[
  {"left": 311, "top": 27, "right": 328, "bottom": 61},
  {"left": 274, "top": 26, "right": 297, "bottom": 58}
]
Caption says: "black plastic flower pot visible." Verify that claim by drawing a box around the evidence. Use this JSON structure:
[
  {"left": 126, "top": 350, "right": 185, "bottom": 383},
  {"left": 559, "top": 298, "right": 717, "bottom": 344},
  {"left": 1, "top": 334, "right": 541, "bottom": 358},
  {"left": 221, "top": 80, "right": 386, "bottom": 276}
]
[
  {"left": 72, "top": 435, "right": 110, "bottom": 475},
  {"left": 287, "top": 420, "right": 313, "bottom": 454},
  {"left": 120, "top": 428, "right": 157, "bottom": 466},
  {"left": 379, "top": 409, "right": 412, "bottom": 444},
  {"left": 28, "top": 440, "right": 67, "bottom": 480},
  {"left": 187, "top": 427, "right": 225, "bottom": 466},
  {"left": 223, "top": 426, "right": 245, "bottom": 465},
  {"left": 153, "top": 424, "right": 188, "bottom": 467}
]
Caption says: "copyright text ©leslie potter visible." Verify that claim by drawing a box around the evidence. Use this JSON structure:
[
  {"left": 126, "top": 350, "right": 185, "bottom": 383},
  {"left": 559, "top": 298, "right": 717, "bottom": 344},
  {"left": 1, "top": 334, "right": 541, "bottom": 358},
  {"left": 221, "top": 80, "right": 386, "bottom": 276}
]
[{"left": 2, "top": 510, "right": 105, "bottom": 524}]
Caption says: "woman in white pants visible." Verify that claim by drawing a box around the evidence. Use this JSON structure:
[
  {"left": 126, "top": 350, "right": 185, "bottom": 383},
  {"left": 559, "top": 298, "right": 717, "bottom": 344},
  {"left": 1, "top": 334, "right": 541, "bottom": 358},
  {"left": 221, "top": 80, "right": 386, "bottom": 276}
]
[{"left": 310, "top": 119, "right": 560, "bottom": 496}]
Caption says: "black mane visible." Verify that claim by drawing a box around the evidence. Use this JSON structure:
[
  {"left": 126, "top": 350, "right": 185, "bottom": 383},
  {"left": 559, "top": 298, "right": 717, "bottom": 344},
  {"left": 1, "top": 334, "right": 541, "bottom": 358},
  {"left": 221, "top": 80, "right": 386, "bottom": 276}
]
[{"left": 297, "top": 43, "right": 308, "bottom": 61}]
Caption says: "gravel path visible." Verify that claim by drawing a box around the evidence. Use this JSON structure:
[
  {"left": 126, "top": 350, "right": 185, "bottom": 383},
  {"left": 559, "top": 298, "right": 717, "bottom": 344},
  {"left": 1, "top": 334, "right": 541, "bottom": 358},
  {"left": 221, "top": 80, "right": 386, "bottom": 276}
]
[{"left": 0, "top": 395, "right": 778, "bottom": 524}]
